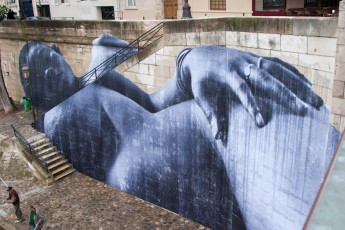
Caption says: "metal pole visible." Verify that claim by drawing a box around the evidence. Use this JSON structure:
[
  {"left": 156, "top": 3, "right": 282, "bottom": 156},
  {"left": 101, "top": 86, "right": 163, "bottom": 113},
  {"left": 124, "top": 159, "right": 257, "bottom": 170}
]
[{"left": 0, "top": 177, "right": 8, "bottom": 187}]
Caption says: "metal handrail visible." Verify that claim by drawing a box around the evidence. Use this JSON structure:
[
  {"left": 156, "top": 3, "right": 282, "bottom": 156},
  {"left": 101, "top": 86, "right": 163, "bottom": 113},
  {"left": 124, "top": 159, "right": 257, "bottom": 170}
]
[
  {"left": 40, "top": 22, "right": 164, "bottom": 115},
  {"left": 11, "top": 125, "right": 50, "bottom": 172}
]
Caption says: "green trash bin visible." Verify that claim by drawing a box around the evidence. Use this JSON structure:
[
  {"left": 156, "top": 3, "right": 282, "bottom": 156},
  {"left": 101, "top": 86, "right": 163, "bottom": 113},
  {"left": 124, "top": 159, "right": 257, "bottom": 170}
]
[{"left": 22, "top": 97, "right": 31, "bottom": 111}]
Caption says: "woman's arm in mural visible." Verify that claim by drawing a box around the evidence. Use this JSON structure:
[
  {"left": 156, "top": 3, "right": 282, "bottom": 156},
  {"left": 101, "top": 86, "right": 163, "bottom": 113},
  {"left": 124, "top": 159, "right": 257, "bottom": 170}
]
[{"left": 150, "top": 46, "right": 323, "bottom": 141}]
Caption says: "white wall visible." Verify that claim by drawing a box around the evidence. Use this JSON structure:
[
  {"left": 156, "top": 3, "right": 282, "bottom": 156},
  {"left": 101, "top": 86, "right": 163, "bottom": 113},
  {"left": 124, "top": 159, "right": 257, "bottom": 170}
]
[
  {"left": 189, "top": 0, "right": 252, "bottom": 18},
  {"left": 120, "top": 0, "right": 163, "bottom": 20},
  {"left": 50, "top": 0, "right": 119, "bottom": 20}
]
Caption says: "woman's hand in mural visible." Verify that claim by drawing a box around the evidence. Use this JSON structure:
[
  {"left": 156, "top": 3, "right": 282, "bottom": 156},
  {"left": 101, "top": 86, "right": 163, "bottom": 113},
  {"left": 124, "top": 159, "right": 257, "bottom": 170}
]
[{"left": 182, "top": 47, "right": 324, "bottom": 141}]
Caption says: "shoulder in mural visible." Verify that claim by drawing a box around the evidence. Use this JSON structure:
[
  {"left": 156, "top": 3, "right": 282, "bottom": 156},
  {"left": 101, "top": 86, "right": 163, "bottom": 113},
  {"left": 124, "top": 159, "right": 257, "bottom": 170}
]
[{"left": 18, "top": 34, "right": 340, "bottom": 230}]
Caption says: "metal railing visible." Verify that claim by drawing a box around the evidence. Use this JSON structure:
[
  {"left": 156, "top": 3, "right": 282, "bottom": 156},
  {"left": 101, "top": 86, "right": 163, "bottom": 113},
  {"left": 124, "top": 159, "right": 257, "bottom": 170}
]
[
  {"left": 40, "top": 22, "right": 164, "bottom": 116},
  {"left": 11, "top": 125, "right": 50, "bottom": 172}
]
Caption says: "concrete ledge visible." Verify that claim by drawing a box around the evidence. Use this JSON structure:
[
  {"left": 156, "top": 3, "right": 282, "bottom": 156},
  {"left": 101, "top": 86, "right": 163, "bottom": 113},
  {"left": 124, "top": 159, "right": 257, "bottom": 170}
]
[{"left": 163, "top": 17, "right": 337, "bottom": 37}]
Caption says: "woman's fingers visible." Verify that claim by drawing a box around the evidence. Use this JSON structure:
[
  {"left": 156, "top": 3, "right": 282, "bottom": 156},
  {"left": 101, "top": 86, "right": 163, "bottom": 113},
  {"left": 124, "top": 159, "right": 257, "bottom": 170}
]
[
  {"left": 247, "top": 66, "right": 309, "bottom": 115},
  {"left": 220, "top": 72, "right": 266, "bottom": 128},
  {"left": 260, "top": 57, "right": 312, "bottom": 88},
  {"left": 258, "top": 58, "right": 323, "bottom": 109},
  {"left": 191, "top": 80, "right": 230, "bottom": 141}
]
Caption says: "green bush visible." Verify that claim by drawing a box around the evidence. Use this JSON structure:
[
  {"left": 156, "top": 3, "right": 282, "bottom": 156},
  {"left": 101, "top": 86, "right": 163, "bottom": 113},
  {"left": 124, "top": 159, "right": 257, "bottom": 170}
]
[{"left": 0, "top": 5, "right": 9, "bottom": 21}]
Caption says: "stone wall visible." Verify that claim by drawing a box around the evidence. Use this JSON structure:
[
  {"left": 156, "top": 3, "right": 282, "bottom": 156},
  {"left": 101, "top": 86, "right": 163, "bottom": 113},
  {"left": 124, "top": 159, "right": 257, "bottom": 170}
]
[
  {"left": 332, "top": 0, "right": 345, "bottom": 131},
  {"left": 0, "top": 20, "right": 160, "bottom": 102},
  {"left": 123, "top": 17, "right": 342, "bottom": 130},
  {"left": 0, "top": 17, "right": 344, "bottom": 131}
]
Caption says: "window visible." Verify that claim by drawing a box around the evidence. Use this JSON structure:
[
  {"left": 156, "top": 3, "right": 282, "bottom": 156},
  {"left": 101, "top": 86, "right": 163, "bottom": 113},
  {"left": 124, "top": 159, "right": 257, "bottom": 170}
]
[
  {"left": 210, "top": 0, "right": 226, "bottom": 11},
  {"left": 127, "top": 0, "right": 136, "bottom": 7},
  {"left": 263, "top": 0, "right": 285, "bottom": 10},
  {"left": 101, "top": 6, "right": 115, "bottom": 20}
]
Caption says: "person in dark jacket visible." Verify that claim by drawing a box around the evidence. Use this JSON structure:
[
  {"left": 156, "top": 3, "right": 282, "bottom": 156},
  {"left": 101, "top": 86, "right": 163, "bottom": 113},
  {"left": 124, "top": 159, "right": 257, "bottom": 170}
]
[{"left": 6, "top": 186, "right": 24, "bottom": 222}]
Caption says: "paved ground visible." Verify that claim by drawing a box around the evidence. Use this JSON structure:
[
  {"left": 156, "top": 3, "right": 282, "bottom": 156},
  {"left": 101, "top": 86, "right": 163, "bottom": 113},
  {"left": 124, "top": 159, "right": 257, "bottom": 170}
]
[{"left": 0, "top": 107, "right": 208, "bottom": 230}]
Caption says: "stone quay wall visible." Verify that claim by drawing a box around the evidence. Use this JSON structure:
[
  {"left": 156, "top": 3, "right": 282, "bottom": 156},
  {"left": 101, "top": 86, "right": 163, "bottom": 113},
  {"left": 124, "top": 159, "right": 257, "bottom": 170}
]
[
  {"left": 0, "top": 16, "right": 344, "bottom": 131},
  {"left": 0, "top": 20, "right": 161, "bottom": 103},
  {"left": 332, "top": 1, "right": 345, "bottom": 132},
  {"left": 123, "top": 17, "right": 343, "bottom": 131}
]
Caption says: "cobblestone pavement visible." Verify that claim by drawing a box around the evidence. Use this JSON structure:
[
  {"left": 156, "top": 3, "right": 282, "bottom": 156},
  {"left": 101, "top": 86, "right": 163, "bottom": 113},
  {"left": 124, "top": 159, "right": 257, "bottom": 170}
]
[{"left": 0, "top": 108, "right": 209, "bottom": 230}]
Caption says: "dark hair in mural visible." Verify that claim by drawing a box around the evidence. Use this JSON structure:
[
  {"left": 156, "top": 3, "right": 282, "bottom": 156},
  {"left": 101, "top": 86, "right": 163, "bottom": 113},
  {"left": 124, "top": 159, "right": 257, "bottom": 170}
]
[{"left": 19, "top": 35, "right": 340, "bottom": 230}]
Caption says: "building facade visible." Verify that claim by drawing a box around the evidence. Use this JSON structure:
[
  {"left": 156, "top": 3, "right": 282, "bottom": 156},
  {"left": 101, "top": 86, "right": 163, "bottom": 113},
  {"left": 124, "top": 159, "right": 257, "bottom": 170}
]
[{"left": 0, "top": 0, "right": 340, "bottom": 20}]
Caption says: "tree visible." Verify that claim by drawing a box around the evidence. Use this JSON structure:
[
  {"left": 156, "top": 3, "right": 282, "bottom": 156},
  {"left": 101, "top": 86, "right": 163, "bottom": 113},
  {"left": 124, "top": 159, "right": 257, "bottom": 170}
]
[
  {"left": 0, "top": 51, "right": 15, "bottom": 113},
  {"left": 0, "top": 5, "right": 9, "bottom": 21}
]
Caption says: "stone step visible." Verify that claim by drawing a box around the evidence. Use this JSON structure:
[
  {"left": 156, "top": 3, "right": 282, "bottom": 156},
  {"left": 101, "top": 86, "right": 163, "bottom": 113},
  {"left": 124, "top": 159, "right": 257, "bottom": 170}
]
[
  {"left": 30, "top": 137, "right": 50, "bottom": 147},
  {"left": 33, "top": 142, "right": 53, "bottom": 151},
  {"left": 48, "top": 159, "right": 67, "bottom": 170},
  {"left": 41, "top": 151, "right": 59, "bottom": 160},
  {"left": 45, "top": 155, "right": 64, "bottom": 165},
  {"left": 51, "top": 164, "right": 72, "bottom": 175},
  {"left": 27, "top": 133, "right": 46, "bottom": 143},
  {"left": 37, "top": 146, "right": 56, "bottom": 156},
  {"left": 53, "top": 168, "right": 76, "bottom": 182}
]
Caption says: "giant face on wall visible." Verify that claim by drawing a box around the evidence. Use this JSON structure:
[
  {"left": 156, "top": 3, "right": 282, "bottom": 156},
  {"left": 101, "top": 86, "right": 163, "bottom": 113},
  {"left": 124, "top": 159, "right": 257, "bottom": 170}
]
[{"left": 19, "top": 34, "right": 340, "bottom": 230}]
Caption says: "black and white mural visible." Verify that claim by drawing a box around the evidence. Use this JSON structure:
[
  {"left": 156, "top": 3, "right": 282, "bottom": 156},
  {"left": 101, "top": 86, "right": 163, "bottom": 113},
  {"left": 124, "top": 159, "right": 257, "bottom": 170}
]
[{"left": 19, "top": 34, "right": 340, "bottom": 230}]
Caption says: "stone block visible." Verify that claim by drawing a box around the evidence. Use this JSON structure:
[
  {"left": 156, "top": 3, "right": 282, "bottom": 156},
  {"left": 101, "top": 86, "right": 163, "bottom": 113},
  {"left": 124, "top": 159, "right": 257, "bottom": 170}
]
[
  {"left": 156, "top": 55, "right": 177, "bottom": 68},
  {"left": 271, "top": 51, "right": 299, "bottom": 66},
  {"left": 331, "top": 114, "right": 340, "bottom": 129},
  {"left": 298, "top": 54, "right": 335, "bottom": 73},
  {"left": 136, "top": 73, "right": 155, "bottom": 86},
  {"left": 338, "top": 11, "right": 345, "bottom": 28},
  {"left": 336, "top": 45, "right": 345, "bottom": 61},
  {"left": 337, "top": 28, "right": 345, "bottom": 45},
  {"left": 239, "top": 32, "right": 258, "bottom": 48},
  {"left": 186, "top": 32, "right": 201, "bottom": 46},
  {"left": 281, "top": 35, "right": 307, "bottom": 53},
  {"left": 128, "top": 64, "right": 139, "bottom": 73},
  {"left": 310, "top": 69, "right": 334, "bottom": 89},
  {"left": 226, "top": 31, "right": 240, "bottom": 47},
  {"left": 292, "top": 18, "right": 338, "bottom": 37},
  {"left": 156, "top": 48, "right": 164, "bottom": 55},
  {"left": 163, "top": 46, "right": 187, "bottom": 57},
  {"left": 138, "top": 64, "right": 149, "bottom": 75},
  {"left": 147, "top": 85, "right": 160, "bottom": 94},
  {"left": 332, "top": 80, "right": 345, "bottom": 97},
  {"left": 200, "top": 31, "right": 226, "bottom": 46},
  {"left": 141, "top": 55, "right": 156, "bottom": 65},
  {"left": 334, "top": 62, "right": 345, "bottom": 81},
  {"left": 149, "top": 65, "right": 170, "bottom": 78},
  {"left": 164, "top": 33, "right": 187, "bottom": 46},
  {"left": 332, "top": 97, "right": 345, "bottom": 115},
  {"left": 226, "top": 45, "right": 247, "bottom": 52},
  {"left": 313, "top": 85, "right": 332, "bottom": 107},
  {"left": 258, "top": 33, "right": 281, "bottom": 50},
  {"left": 340, "top": 0, "right": 345, "bottom": 10},
  {"left": 123, "top": 72, "right": 136, "bottom": 82},
  {"left": 308, "top": 37, "right": 337, "bottom": 57},
  {"left": 169, "top": 67, "right": 176, "bottom": 78},
  {"left": 246, "top": 48, "right": 271, "bottom": 57},
  {"left": 154, "top": 76, "right": 169, "bottom": 87},
  {"left": 296, "top": 66, "right": 313, "bottom": 82},
  {"left": 340, "top": 116, "right": 345, "bottom": 132}
]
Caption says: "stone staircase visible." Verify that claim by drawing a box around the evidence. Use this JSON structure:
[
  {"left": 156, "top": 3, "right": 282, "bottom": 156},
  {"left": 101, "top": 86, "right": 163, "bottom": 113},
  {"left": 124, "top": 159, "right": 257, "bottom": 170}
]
[{"left": 26, "top": 133, "right": 76, "bottom": 182}]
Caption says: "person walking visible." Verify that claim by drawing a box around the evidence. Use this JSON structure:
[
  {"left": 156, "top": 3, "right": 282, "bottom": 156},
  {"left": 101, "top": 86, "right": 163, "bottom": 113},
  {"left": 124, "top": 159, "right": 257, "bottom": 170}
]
[
  {"left": 28, "top": 205, "right": 44, "bottom": 230},
  {"left": 6, "top": 186, "right": 24, "bottom": 223}
]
